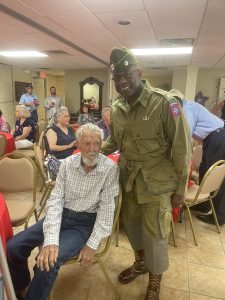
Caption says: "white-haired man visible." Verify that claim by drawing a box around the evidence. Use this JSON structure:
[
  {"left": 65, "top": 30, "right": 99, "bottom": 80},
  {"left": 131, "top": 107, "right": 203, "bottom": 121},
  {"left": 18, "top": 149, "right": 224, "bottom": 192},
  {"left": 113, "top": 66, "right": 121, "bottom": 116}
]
[{"left": 7, "top": 123, "right": 119, "bottom": 300}]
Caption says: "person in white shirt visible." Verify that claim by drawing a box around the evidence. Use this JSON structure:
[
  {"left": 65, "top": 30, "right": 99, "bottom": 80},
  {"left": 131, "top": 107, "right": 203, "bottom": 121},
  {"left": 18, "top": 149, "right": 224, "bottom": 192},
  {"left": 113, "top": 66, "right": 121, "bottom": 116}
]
[
  {"left": 6, "top": 123, "right": 119, "bottom": 300},
  {"left": 44, "top": 86, "right": 62, "bottom": 122}
]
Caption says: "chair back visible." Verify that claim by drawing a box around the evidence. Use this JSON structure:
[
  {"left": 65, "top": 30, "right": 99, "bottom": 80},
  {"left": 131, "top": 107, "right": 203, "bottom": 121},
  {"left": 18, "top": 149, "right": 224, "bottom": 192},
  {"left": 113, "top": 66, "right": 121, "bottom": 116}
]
[
  {"left": 0, "top": 153, "right": 36, "bottom": 193},
  {"left": 38, "top": 119, "right": 47, "bottom": 136},
  {"left": 33, "top": 124, "right": 39, "bottom": 143},
  {"left": 199, "top": 160, "right": 225, "bottom": 195},
  {"left": 191, "top": 145, "right": 202, "bottom": 172},
  {"left": 0, "top": 134, "right": 6, "bottom": 156},
  {"left": 96, "top": 185, "right": 122, "bottom": 257},
  {"left": 34, "top": 144, "right": 46, "bottom": 180}
]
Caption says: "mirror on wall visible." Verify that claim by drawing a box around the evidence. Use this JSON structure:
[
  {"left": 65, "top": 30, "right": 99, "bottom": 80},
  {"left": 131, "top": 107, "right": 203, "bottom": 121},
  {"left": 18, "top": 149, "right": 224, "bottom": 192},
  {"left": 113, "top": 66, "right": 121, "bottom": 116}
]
[{"left": 79, "top": 77, "right": 104, "bottom": 111}]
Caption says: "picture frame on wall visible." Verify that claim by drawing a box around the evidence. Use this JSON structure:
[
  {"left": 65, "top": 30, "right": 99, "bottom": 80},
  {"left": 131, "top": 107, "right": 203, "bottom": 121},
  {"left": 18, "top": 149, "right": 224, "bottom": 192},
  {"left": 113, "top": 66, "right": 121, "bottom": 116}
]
[{"left": 15, "top": 81, "right": 31, "bottom": 102}]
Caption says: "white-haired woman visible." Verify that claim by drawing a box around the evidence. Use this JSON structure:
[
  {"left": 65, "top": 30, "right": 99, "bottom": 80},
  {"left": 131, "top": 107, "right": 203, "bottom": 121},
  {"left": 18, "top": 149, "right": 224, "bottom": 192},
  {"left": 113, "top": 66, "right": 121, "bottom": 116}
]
[
  {"left": 46, "top": 107, "right": 76, "bottom": 159},
  {"left": 12, "top": 105, "right": 35, "bottom": 149}
]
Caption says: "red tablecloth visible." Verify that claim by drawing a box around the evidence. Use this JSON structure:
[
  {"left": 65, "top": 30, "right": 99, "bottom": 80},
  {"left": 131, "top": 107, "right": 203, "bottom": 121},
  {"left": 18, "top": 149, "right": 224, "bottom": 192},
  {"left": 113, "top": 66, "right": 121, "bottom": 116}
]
[
  {"left": 0, "top": 132, "right": 16, "bottom": 154},
  {"left": 0, "top": 193, "right": 13, "bottom": 252}
]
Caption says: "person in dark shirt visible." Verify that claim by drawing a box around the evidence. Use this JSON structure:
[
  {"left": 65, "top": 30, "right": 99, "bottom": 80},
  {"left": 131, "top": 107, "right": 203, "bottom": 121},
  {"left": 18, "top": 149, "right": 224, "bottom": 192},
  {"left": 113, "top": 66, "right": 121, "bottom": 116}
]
[
  {"left": 78, "top": 104, "right": 95, "bottom": 125},
  {"left": 46, "top": 107, "right": 76, "bottom": 159},
  {"left": 11, "top": 105, "right": 35, "bottom": 149}
]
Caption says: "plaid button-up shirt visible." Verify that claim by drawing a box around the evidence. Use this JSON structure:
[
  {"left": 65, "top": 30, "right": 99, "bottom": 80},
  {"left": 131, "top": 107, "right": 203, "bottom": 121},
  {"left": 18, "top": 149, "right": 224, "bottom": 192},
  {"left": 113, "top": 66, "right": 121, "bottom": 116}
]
[{"left": 43, "top": 153, "right": 119, "bottom": 250}]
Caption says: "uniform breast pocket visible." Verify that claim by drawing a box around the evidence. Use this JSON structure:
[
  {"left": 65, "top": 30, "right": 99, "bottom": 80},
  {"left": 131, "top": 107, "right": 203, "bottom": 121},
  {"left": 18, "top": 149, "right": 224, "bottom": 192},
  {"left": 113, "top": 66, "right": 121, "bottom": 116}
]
[
  {"left": 133, "top": 125, "right": 162, "bottom": 154},
  {"left": 114, "top": 125, "right": 124, "bottom": 150}
]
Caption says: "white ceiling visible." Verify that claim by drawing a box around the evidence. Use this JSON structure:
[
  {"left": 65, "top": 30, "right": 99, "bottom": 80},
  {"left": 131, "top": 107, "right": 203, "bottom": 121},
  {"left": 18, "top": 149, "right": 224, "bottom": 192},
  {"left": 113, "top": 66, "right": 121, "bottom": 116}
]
[{"left": 0, "top": 0, "right": 225, "bottom": 76}]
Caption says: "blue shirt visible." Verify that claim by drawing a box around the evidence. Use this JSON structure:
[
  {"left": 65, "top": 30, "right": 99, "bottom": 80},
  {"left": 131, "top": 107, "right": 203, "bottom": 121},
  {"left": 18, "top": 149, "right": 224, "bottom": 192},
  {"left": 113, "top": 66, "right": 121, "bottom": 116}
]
[
  {"left": 182, "top": 99, "right": 224, "bottom": 140},
  {"left": 19, "top": 93, "right": 39, "bottom": 111}
]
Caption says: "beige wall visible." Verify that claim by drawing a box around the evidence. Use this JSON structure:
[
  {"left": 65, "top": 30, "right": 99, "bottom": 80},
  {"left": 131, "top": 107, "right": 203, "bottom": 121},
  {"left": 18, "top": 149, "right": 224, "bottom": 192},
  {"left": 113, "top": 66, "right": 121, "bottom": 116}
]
[
  {"left": 65, "top": 68, "right": 109, "bottom": 113},
  {"left": 0, "top": 64, "right": 14, "bottom": 128},
  {"left": 172, "top": 70, "right": 187, "bottom": 95},
  {"left": 144, "top": 74, "right": 173, "bottom": 91},
  {"left": 196, "top": 69, "right": 225, "bottom": 110}
]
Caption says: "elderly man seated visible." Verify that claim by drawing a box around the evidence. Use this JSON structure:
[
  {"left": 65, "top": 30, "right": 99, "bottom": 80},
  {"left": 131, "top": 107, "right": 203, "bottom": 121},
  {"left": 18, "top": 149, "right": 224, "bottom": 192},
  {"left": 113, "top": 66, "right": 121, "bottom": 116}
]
[{"left": 6, "top": 123, "right": 119, "bottom": 300}]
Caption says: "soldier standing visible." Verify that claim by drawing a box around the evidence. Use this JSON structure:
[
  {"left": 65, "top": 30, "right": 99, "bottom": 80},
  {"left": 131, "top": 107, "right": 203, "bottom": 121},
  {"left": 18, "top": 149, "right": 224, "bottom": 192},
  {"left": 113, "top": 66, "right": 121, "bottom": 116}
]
[{"left": 101, "top": 47, "right": 191, "bottom": 299}]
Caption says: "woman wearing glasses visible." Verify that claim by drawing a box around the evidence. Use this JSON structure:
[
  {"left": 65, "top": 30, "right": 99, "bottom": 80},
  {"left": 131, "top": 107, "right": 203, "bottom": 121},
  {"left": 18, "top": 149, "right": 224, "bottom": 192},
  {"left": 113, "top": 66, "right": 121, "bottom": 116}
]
[{"left": 46, "top": 107, "right": 76, "bottom": 159}]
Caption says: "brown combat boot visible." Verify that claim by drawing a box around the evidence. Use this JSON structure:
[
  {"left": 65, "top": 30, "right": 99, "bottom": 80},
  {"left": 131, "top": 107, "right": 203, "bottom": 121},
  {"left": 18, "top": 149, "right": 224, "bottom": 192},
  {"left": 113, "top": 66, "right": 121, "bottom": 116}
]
[
  {"left": 118, "top": 249, "right": 148, "bottom": 284},
  {"left": 145, "top": 272, "right": 162, "bottom": 300}
]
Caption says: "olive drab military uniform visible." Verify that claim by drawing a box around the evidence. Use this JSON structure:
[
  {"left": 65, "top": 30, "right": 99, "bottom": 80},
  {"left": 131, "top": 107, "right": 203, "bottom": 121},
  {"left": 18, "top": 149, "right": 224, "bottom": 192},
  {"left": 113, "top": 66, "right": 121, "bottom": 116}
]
[{"left": 101, "top": 83, "right": 191, "bottom": 274}]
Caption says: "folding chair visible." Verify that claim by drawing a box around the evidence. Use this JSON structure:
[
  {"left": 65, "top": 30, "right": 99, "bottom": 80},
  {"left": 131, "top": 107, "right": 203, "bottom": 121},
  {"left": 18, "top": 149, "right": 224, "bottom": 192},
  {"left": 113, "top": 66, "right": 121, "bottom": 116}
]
[
  {"left": 34, "top": 144, "right": 55, "bottom": 220},
  {"left": 0, "top": 152, "right": 38, "bottom": 228},
  {"left": 184, "top": 160, "right": 225, "bottom": 245}
]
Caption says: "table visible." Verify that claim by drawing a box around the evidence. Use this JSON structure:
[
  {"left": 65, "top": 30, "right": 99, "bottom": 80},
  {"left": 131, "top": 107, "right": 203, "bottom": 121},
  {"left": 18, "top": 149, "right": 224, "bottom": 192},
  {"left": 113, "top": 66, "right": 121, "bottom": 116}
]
[
  {"left": 0, "top": 193, "right": 13, "bottom": 252},
  {"left": 0, "top": 132, "right": 16, "bottom": 154}
]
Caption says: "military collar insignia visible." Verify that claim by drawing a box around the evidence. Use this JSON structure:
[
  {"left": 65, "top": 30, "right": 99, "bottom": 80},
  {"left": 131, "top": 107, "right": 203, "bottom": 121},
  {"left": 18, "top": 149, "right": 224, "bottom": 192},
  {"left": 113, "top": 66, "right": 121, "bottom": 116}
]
[{"left": 143, "top": 114, "right": 150, "bottom": 120}]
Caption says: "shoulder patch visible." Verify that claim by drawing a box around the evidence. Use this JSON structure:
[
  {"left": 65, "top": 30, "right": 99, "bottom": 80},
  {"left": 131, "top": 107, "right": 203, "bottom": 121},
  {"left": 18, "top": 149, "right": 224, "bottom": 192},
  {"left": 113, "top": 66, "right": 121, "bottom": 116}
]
[{"left": 169, "top": 99, "right": 181, "bottom": 118}]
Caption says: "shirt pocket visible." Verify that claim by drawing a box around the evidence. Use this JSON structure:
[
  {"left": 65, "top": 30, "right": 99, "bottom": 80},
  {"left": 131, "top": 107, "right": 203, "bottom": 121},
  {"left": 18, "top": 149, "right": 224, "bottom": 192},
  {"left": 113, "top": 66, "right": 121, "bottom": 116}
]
[{"left": 132, "top": 122, "right": 165, "bottom": 154}]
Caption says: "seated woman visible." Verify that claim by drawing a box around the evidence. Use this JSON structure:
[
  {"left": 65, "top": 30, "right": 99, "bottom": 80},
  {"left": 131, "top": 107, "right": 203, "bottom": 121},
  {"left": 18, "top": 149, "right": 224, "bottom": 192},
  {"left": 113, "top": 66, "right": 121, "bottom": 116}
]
[
  {"left": 46, "top": 107, "right": 76, "bottom": 159},
  {"left": 78, "top": 104, "right": 95, "bottom": 125},
  {"left": 0, "top": 110, "right": 9, "bottom": 132},
  {"left": 12, "top": 105, "right": 35, "bottom": 149}
]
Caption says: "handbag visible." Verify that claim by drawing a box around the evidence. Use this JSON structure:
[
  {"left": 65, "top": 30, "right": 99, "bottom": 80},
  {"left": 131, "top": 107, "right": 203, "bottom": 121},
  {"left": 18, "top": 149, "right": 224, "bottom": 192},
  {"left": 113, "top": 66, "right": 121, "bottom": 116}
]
[{"left": 46, "top": 155, "right": 61, "bottom": 177}]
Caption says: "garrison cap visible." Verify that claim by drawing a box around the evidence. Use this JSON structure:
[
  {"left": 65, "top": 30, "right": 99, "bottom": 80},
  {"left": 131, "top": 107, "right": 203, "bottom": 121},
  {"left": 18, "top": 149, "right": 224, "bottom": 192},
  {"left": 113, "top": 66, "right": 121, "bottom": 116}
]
[
  {"left": 169, "top": 89, "right": 184, "bottom": 100},
  {"left": 110, "top": 46, "right": 139, "bottom": 74}
]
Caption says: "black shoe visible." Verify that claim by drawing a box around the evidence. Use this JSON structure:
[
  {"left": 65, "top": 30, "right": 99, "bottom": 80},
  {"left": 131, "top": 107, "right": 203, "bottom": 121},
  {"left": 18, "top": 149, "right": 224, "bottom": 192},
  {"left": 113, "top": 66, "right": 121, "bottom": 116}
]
[{"left": 196, "top": 213, "right": 225, "bottom": 226}]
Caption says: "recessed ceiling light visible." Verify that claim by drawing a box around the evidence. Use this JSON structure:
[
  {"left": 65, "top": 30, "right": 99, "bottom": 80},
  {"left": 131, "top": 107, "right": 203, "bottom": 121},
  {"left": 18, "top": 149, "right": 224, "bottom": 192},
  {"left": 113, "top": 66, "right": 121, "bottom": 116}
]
[
  {"left": 131, "top": 47, "right": 193, "bottom": 55},
  {"left": 118, "top": 20, "right": 131, "bottom": 25},
  {"left": 0, "top": 51, "right": 48, "bottom": 57}
]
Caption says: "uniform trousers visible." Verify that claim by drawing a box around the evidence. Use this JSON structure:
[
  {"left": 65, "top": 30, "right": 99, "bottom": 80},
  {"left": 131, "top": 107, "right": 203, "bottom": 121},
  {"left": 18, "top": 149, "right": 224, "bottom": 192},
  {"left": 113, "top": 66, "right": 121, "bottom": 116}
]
[
  {"left": 121, "top": 175, "right": 173, "bottom": 275},
  {"left": 6, "top": 208, "right": 96, "bottom": 300},
  {"left": 197, "top": 128, "right": 225, "bottom": 220}
]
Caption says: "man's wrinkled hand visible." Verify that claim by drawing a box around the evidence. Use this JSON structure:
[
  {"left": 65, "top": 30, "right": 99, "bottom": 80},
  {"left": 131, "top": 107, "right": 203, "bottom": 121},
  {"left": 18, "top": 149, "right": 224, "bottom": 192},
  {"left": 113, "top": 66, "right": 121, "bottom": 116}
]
[
  {"left": 171, "top": 194, "right": 184, "bottom": 208},
  {"left": 37, "top": 245, "right": 59, "bottom": 272},
  {"left": 77, "top": 245, "right": 96, "bottom": 267}
]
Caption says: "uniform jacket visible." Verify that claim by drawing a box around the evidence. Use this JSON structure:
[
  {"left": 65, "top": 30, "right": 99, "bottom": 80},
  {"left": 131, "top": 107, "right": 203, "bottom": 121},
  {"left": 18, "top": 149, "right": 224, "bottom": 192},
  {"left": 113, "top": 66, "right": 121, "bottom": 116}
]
[{"left": 101, "top": 81, "right": 191, "bottom": 202}]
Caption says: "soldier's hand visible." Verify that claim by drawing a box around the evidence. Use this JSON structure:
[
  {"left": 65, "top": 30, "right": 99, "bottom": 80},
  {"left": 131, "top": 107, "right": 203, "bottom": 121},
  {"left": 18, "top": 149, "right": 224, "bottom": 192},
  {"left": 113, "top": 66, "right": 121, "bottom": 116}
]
[{"left": 171, "top": 194, "right": 184, "bottom": 208}]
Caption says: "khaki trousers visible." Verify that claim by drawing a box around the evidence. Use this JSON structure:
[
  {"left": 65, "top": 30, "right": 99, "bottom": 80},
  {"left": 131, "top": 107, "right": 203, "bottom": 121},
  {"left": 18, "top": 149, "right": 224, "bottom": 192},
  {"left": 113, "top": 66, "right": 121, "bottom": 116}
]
[{"left": 121, "top": 179, "right": 173, "bottom": 275}]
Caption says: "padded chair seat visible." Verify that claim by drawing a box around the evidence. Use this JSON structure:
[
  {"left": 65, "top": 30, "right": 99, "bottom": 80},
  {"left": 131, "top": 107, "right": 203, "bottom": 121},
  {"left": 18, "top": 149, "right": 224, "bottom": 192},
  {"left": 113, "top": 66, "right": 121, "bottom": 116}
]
[
  {"left": 185, "top": 184, "right": 210, "bottom": 203},
  {"left": 14, "top": 149, "right": 35, "bottom": 158},
  {"left": 6, "top": 200, "right": 34, "bottom": 227}
]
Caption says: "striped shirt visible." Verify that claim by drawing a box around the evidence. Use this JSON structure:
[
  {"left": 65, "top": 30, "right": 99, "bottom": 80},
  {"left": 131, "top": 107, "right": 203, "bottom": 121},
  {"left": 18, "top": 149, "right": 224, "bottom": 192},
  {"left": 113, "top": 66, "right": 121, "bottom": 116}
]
[{"left": 43, "top": 153, "right": 119, "bottom": 250}]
